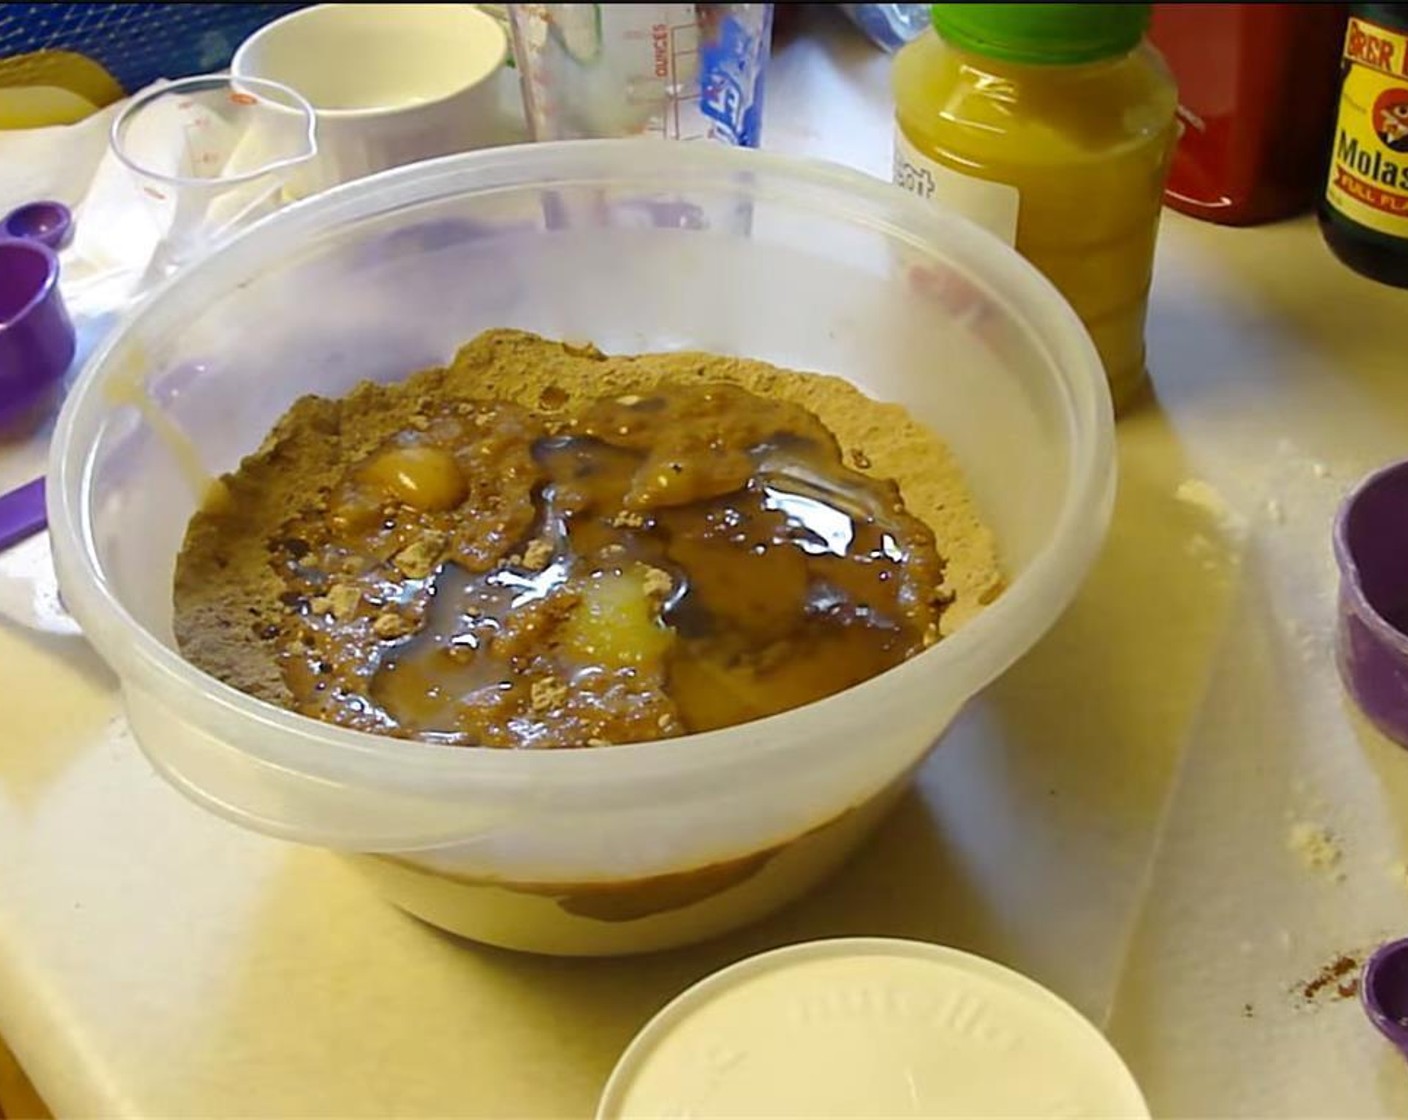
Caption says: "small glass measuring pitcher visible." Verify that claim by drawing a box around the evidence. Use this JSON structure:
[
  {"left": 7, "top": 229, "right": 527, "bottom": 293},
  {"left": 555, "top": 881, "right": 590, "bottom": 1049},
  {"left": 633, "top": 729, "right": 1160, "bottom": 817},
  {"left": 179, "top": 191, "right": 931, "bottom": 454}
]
[{"left": 110, "top": 74, "right": 317, "bottom": 284}]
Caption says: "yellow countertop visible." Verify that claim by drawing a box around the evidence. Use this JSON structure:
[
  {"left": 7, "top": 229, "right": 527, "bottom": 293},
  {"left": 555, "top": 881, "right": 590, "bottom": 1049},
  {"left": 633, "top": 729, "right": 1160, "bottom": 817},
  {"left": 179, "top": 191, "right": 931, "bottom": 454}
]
[{"left": 1, "top": 10, "right": 1406, "bottom": 1118}]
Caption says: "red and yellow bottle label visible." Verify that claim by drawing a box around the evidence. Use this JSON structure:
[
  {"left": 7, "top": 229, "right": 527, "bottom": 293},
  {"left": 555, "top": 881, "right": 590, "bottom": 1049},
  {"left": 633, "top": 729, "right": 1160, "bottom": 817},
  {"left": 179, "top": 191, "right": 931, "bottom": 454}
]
[{"left": 1325, "top": 15, "right": 1408, "bottom": 236}]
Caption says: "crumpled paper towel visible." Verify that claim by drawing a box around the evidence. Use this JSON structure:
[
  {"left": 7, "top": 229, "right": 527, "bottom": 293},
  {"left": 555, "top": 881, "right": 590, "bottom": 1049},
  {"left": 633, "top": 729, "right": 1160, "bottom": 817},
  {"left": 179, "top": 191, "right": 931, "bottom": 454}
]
[
  {"left": 0, "top": 85, "right": 168, "bottom": 636},
  {"left": 0, "top": 87, "right": 168, "bottom": 320}
]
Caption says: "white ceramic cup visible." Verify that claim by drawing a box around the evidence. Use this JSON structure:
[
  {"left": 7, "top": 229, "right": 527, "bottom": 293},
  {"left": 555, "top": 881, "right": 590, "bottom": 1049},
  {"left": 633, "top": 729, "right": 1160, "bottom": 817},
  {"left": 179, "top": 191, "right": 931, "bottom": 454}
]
[{"left": 231, "top": 3, "right": 510, "bottom": 197}]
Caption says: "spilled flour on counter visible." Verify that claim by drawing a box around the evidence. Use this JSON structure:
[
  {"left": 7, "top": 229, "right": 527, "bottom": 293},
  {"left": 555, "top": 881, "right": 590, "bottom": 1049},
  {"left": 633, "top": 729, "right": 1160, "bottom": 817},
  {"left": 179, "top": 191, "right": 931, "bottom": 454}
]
[{"left": 1288, "top": 821, "right": 1344, "bottom": 879}]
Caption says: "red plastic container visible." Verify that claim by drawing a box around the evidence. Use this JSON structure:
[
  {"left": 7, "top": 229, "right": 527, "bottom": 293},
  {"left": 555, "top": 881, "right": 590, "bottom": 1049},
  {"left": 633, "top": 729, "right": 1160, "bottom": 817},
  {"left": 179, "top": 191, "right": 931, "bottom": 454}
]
[{"left": 1149, "top": 3, "right": 1347, "bottom": 226}]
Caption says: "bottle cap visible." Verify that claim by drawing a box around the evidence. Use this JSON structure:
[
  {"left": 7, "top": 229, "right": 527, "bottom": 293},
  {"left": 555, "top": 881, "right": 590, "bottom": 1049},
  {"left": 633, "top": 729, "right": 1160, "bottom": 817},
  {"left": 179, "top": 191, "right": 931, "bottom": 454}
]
[{"left": 931, "top": 4, "right": 1151, "bottom": 65}]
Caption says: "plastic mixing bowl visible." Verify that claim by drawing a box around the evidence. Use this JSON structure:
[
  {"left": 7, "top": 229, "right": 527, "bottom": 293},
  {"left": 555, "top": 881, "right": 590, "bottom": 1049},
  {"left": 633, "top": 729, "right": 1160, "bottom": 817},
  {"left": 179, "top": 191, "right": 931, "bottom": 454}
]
[{"left": 48, "top": 141, "right": 1114, "bottom": 955}]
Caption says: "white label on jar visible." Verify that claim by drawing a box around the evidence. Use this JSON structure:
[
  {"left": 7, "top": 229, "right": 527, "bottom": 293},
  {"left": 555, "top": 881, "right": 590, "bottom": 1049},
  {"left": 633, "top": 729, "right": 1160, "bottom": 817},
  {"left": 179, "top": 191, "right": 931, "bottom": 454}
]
[{"left": 892, "top": 128, "right": 1020, "bottom": 245}]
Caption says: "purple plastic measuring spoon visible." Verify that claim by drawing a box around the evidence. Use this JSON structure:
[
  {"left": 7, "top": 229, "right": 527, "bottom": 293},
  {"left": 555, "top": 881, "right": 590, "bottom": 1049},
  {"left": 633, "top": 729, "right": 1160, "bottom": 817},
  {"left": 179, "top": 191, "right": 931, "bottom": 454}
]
[
  {"left": 0, "top": 201, "right": 76, "bottom": 553},
  {"left": 0, "top": 477, "right": 45, "bottom": 552},
  {"left": 2, "top": 201, "right": 74, "bottom": 252}
]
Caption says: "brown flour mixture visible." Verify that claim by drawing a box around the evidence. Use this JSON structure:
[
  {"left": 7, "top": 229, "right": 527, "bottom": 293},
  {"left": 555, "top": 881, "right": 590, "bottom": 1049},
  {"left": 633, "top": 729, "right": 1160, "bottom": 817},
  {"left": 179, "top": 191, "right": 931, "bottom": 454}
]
[{"left": 174, "top": 330, "right": 1002, "bottom": 748}]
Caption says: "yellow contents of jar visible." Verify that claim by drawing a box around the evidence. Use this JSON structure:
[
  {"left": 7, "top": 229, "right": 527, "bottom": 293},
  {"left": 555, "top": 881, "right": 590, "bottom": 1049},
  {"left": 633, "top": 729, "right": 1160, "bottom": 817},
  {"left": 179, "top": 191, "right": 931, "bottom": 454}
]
[{"left": 892, "top": 4, "right": 1177, "bottom": 413}]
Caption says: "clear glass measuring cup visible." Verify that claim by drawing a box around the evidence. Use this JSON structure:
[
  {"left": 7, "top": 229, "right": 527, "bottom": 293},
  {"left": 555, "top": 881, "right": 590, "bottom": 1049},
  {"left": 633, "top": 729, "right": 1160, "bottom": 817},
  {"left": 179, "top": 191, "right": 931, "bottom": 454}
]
[
  {"left": 508, "top": 4, "right": 772, "bottom": 145},
  {"left": 109, "top": 75, "right": 317, "bottom": 284}
]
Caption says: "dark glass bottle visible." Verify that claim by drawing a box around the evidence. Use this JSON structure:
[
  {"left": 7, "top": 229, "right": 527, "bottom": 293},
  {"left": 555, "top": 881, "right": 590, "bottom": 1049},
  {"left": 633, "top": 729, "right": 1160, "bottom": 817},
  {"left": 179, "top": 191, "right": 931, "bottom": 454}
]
[{"left": 1318, "top": 3, "right": 1408, "bottom": 287}]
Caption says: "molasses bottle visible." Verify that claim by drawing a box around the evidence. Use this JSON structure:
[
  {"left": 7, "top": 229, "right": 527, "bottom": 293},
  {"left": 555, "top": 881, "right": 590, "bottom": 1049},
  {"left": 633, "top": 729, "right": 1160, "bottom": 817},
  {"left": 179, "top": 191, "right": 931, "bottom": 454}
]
[{"left": 1319, "top": 3, "right": 1408, "bottom": 287}]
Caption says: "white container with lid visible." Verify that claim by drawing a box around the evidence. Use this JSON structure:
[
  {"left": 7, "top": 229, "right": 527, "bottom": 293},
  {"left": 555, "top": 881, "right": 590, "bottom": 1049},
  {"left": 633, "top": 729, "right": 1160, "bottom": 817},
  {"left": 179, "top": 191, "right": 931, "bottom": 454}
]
[{"left": 600, "top": 938, "right": 1149, "bottom": 1118}]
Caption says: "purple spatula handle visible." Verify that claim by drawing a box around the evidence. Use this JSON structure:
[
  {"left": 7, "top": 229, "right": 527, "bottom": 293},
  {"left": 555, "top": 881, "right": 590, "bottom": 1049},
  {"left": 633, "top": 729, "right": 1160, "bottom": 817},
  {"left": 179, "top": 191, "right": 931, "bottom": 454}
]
[{"left": 0, "top": 477, "right": 46, "bottom": 551}]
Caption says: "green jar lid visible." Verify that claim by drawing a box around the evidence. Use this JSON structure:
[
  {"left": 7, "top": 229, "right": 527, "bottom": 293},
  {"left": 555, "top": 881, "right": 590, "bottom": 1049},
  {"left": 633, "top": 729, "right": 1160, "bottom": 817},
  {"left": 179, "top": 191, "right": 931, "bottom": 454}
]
[{"left": 931, "top": 3, "right": 1151, "bottom": 65}]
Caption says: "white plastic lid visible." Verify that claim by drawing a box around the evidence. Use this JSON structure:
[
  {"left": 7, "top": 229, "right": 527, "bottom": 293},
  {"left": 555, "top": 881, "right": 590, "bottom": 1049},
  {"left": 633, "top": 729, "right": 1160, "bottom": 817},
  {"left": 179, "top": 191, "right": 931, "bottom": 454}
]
[{"left": 599, "top": 938, "right": 1150, "bottom": 1119}]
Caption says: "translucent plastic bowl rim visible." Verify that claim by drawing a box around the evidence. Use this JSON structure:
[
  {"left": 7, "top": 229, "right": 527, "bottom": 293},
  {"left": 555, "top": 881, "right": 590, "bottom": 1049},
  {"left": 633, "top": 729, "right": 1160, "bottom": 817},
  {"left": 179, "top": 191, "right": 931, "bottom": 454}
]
[{"left": 48, "top": 140, "right": 1115, "bottom": 800}]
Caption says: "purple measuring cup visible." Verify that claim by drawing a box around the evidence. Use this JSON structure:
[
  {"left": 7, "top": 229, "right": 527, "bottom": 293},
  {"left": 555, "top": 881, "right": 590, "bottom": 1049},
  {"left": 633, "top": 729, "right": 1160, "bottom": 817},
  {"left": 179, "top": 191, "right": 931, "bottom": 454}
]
[
  {"left": 1363, "top": 938, "right": 1408, "bottom": 1059},
  {"left": 0, "top": 236, "right": 76, "bottom": 432},
  {"left": 1334, "top": 457, "right": 1408, "bottom": 748}
]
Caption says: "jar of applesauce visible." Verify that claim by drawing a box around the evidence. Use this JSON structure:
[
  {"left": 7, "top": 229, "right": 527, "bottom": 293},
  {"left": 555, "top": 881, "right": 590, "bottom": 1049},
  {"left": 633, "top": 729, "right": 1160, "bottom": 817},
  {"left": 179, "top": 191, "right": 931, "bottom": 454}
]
[{"left": 893, "top": 3, "right": 1178, "bottom": 412}]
